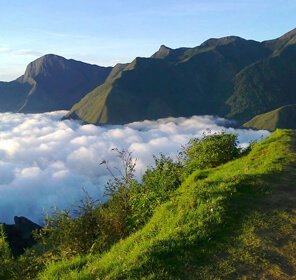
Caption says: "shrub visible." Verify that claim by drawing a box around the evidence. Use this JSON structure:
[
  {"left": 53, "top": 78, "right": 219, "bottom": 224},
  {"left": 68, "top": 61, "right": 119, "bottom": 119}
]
[
  {"left": 128, "top": 154, "right": 182, "bottom": 231},
  {"left": 33, "top": 149, "right": 138, "bottom": 261},
  {"left": 0, "top": 225, "right": 14, "bottom": 279},
  {"left": 35, "top": 196, "right": 113, "bottom": 258},
  {"left": 182, "top": 131, "right": 241, "bottom": 175}
]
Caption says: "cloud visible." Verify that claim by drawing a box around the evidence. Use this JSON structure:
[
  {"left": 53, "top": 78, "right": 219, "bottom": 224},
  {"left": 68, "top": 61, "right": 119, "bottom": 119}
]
[
  {"left": 0, "top": 47, "right": 42, "bottom": 57},
  {"left": 0, "top": 112, "right": 270, "bottom": 224}
]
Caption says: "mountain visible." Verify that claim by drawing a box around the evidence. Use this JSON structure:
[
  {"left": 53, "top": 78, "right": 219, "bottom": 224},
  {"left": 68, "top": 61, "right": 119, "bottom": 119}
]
[
  {"left": 1, "top": 29, "right": 296, "bottom": 123},
  {"left": 0, "top": 81, "right": 31, "bottom": 112},
  {"left": 227, "top": 29, "right": 296, "bottom": 120},
  {"left": 0, "top": 54, "right": 112, "bottom": 113},
  {"left": 243, "top": 104, "right": 296, "bottom": 130},
  {"left": 66, "top": 36, "right": 271, "bottom": 124}
]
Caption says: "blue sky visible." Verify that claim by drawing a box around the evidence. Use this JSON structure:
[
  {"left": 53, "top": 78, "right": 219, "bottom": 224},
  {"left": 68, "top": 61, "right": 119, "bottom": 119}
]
[{"left": 0, "top": 0, "right": 295, "bottom": 81}]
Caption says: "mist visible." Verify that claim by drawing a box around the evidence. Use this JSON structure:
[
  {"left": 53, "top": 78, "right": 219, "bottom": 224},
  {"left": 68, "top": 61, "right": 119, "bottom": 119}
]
[{"left": 0, "top": 112, "right": 270, "bottom": 224}]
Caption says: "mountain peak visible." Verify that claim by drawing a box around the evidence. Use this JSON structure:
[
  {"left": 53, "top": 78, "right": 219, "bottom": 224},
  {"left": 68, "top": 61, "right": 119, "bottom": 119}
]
[
  {"left": 20, "top": 54, "right": 68, "bottom": 82},
  {"left": 159, "top": 44, "right": 170, "bottom": 50},
  {"left": 151, "top": 44, "right": 172, "bottom": 59},
  {"left": 200, "top": 36, "right": 245, "bottom": 48},
  {"left": 28, "top": 54, "right": 67, "bottom": 67}
]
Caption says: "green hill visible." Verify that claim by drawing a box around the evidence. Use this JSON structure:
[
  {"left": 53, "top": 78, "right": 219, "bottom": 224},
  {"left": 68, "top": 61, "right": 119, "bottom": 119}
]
[
  {"left": 0, "top": 54, "right": 112, "bottom": 113},
  {"left": 38, "top": 129, "right": 296, "bottom": 279},
  {"left": 66, "top": 36, "right": 271, "bottom": 124},
  {"left": 244, "top": 104, "right": 296, "bottom": 130},
  {"left": 66, "top": 28, "right": 296, "bottom": 125}
]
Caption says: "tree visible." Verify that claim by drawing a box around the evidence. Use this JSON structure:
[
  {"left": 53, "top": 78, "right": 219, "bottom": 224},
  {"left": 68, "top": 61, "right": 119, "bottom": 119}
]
[{"left": 100, "top": 148, "right": 137, "bottom": 237}]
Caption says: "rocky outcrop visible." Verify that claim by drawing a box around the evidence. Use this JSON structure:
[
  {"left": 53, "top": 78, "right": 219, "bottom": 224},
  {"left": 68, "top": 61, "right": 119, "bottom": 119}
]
[{"left": 1, "top": 216, "right": 41, "bottom": 256}]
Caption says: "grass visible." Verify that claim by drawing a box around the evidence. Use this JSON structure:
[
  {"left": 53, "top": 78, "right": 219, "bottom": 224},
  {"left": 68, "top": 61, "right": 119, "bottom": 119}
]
[
  {"left": 38, "top": 129, "right": 296, "bottom": 279},
  {"left": 243, "top": 104, "right": 296, "bottom": 131}
]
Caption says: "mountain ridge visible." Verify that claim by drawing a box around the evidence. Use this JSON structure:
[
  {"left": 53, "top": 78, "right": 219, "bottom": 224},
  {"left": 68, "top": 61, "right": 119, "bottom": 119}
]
[
  {"left": 1, "top": 28, "right": 296, "bottom": 129},
  {"left": 66, "top": 33, "right": 274, "bottom": 124}
]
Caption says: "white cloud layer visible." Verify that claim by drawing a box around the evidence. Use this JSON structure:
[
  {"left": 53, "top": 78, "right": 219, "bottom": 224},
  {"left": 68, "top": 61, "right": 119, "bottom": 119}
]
[{"left": 0, "top": 112, "right": 270, "bottom": 224}]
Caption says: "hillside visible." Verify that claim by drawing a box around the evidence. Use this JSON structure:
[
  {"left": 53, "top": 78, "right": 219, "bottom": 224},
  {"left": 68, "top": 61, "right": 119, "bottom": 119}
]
[
  {"left": 66, "top": 28, "right": 296, "bottom": 125},
  {"left": 0, "top": 54, "right": 112, "bottom": 113},
  {"left": 244, "top": 104, "right": 296, "bottom": 130},
  {"left": 0, "top": 81, "right": 31, "bottom": 112},
  {"left": 66, "top": 36, "right": 271, "bottom": 124},
  {"left": 38, "top": 129, "right": 296, "bottom": 279},
  {"left": 227, "top": 29, "right": 296, "bottom": 120}
]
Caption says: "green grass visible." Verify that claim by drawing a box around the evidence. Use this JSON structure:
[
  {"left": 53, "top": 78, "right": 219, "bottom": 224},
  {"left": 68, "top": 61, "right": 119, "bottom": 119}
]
[
  {"left": 244, "top": 104, "right": 296, "bottom": 131},
  {"left": 39, "top": 129, "right": 296, "bottom": 279}
]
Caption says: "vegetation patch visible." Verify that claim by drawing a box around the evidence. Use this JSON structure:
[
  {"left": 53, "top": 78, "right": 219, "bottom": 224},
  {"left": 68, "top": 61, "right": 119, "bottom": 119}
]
[{"left": 35, "top": 129, "right": 296, "bottom": 279}]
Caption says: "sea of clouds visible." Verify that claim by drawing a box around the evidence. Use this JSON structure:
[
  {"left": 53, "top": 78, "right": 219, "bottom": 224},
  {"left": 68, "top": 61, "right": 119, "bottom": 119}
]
[{"left": 0, "top": 111, "right": 270, "bottom": 224}]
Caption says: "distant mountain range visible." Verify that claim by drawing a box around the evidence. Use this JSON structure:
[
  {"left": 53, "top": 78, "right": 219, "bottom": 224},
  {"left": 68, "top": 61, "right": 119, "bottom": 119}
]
[{"left": 1, "top": 28, "right": 296, "bottom": 129}]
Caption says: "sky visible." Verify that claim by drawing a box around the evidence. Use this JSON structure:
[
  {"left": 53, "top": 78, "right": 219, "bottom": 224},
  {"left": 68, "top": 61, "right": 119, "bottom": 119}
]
[
  {"left": 0, "top": 0, "right": 295, "bottom": 81},
  {"left": 0, "top": 111, "right": 269, "bottom": 223}
]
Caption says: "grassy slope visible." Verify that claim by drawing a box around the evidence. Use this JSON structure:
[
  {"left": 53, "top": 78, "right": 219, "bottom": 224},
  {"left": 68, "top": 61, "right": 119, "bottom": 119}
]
[
  {"left": 39, "top": 130, "right": 296, "bottom": 279},
  {"left": 243, "top": 104, "right": 296, "bottom": 131}
]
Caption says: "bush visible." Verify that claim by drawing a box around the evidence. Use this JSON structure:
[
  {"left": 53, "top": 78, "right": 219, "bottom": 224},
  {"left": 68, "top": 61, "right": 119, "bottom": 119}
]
[
  {"left": 128, "top": 154, "right": 182, "bottom": 231},
  {"left": 34, "top": 149, "right": 138, "bottom": 261},
  {"left": 101, "top": 148, "right": 138, "bottom": 238},
  {"left": 182, "top": 131, "right": 241, "bottom": 175},
  {"left": 36, "top": 197, "right": 119, "bottom": 260},
  {"left": 0, "top": 225, "right": 15, "bottom": 279}
]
